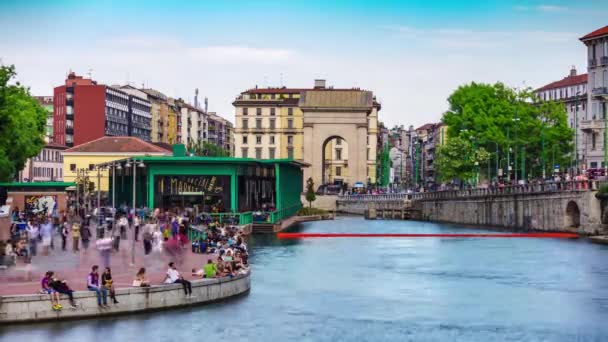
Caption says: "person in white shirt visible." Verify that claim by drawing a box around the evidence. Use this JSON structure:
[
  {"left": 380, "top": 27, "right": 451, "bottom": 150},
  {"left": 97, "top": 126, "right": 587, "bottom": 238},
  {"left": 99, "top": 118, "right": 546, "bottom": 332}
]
[
  {"left": 164, "top": 262, "right": 192, "bottom": 295},
  {"left": 26, "top": 220, "right": 39, "bottom": 256}
]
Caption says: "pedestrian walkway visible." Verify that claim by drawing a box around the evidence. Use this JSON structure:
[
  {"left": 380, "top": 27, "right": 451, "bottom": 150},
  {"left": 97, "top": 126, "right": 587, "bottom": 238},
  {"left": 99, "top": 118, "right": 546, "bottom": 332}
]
[{"left": 0, "top": 234, "right": 214, "bottom": 296}]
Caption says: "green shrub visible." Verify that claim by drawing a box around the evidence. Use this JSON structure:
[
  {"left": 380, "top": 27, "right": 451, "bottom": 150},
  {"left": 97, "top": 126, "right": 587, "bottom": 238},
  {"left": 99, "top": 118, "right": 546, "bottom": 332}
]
[{"left": 599, "top": 184, "right": 608, "bottom": 194}]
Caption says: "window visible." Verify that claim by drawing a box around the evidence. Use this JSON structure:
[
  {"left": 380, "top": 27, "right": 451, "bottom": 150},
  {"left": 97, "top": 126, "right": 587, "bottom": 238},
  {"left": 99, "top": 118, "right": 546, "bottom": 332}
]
[
  {"left": 256, "top": 108, "right": 261, "bottom": 116},
  {"left": 255, "top": 148, "right": 262, "bottom": 159},
  {"left": 367, "top": 148, "right": 370, "bottom": 160},
  {"left": 288, "top": 108, "right": 293, "bottom": 116},
  {"left": 592, "top": 72, "right": 596, "bottom": 88},
  {"left": 242, "top": 136, "right": 248, "bottom": 144},
  {"left": 241, "top": 148, "right": 248, "bottom": 158},
  {"left": 243, "top": 108, "right": 248, "bottom": 115},
  {"left": 336, "top": 138, "right": 342, "bottom": 145},
  {"left": 336, "top": 149, "right": 342, "bottom": 160},
  {"left": 287, "top": 135, "right": 293, "bottom": 145},
  {"left": 367, "top": 136, "right": 369, "bottom": 145},
  {"left": 336, "top": 166, "right": 342, "bottom": 176},
  {"left": 604, "top": 70, "right": 608, "bottom": 87},
  {"left": 70, "top": 164, "right": 76, "bottom": 171},
  {"left": 270, "top": 108, "right": 276, "bottom": 116},
  {"left": 287, "top": 148, "right": 294, "bottom": 159},
  {"left": 287, "top": 119, "right": 293, "bottom": 129},
  {"left": 269, "top": 148, "right": 275, "bottom": 159},
  {"left": 270, "top": 94, "right": 275, "bottom": 100},
  {"left": 270, "top": 135, "right": 275, "bottom": 144},
  {"left": 591, "top": 162, "right": 598, "bottom": 168},
  {"left": 256, "top": 119, "right": 262, "bottom": 129},
  {"left": 242, "top": 119, "right": 248, "bottom": 129},
  {"left": 583, "top": 102, "right": 586, "bottom": 111},
  {"left": 270, "top": 119, "right": 276, "bottom": 129},
  {"left": 256, "top": 135, "right": 262, "bottom": 144},
  {"left": 592, "top": 133, "right": 597, "bottom": 150}
]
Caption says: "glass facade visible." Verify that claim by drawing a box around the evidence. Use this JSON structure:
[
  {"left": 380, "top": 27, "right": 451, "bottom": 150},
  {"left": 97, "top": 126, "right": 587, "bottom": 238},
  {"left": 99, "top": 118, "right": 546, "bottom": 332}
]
[{"left": 153, "top": 175, "right": 231, "bottom": 212}]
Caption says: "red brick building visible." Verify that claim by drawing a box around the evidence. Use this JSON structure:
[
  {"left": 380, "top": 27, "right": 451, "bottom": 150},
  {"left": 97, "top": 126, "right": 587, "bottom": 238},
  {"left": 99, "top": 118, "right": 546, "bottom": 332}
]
[{"left": 53, "top": 73, "right": 151, "bottom": 147}]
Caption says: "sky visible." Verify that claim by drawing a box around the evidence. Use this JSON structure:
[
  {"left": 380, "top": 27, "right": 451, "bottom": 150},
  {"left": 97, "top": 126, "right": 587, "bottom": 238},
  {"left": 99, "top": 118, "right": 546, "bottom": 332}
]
[{"left": 0, "top": 0, "right": 606, "bottom": 128}]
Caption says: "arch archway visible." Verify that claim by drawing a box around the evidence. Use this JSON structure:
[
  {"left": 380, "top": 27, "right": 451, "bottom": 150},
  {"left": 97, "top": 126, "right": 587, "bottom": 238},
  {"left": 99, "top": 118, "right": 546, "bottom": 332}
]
[
  {"left": 565, "top": 201, "right": 581, "bottom": 228},
  {"left": 321, "top": 136, "right": 348, "bottom": 186}
]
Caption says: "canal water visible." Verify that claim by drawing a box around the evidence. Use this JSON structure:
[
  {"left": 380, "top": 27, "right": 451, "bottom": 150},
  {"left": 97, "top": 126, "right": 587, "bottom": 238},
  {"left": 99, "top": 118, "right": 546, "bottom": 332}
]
[{"left": 3, "top": 216, "right": 608, "bottom": 341}]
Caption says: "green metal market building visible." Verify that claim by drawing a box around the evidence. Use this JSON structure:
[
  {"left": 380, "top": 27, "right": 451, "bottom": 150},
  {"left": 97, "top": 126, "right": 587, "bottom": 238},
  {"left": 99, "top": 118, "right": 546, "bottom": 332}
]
[{"left": 96, "top": 146, "right": 307, "bottom": 224}]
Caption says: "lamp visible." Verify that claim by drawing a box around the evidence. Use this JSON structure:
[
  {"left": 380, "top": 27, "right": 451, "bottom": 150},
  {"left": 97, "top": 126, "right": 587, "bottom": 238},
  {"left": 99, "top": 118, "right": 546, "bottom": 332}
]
[
  {"left": 116, "top": 163, "right": 122, "bottom": 170},
  {"left": 138, "top": 160, "right": 145, "bottom": 168},
  {"left": 124, "top": 161, "right": 131, "bottom": 168}
]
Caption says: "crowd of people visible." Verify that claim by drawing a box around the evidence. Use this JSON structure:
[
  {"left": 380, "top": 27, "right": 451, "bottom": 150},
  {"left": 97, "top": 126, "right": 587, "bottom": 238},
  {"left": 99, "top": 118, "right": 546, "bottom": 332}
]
[{"left": 1, "top": 204, "right": 250, "bottom": 311}]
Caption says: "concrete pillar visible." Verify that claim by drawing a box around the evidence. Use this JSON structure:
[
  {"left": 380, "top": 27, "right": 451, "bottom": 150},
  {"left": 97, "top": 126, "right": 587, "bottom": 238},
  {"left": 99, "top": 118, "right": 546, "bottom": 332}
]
[
  {"left": 303, "top": 125, "right": 314, "bottom": 187},
  {"left": 356, "top": 126, "right": 367, "bottom": 184}
]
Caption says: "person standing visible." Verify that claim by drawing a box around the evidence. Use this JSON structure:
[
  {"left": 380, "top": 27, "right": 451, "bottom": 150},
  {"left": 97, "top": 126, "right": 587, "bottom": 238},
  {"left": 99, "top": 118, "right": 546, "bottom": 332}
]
[
  {"left": 96, "top": 234, "right": 113, "bottom": 269},
  {"left": 61, "top": 218, "right": 69, "bottom": 251},
  {"left": 26, "top": 219, "right": 39, "bottom": 257},
  {"left": 87, "top": 265, "right": 108, "bottom": 307},
  {"left": 142, "top": 220, "right": 154, "bottom": 255},
  {"left": 40, "top": 218, "right": 53, "bottom": 256},
  {"left": 81, "top": 223, "right": 91, "bottom": 251},
  {"left": 133, "top": 215, "right": 140, "bottom": 242},
  {"left": 71, "top": 221, "right": 81, "bottom": 252}
]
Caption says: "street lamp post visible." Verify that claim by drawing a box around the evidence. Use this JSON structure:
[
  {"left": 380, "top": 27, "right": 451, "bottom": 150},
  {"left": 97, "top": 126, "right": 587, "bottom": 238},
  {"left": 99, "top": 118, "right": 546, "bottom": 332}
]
[
  {"left": 512, "top": 116, "right": 520, "bottom": 184},
  {"left": 131, "top": 159, "right": 136, "bottom": 266}
]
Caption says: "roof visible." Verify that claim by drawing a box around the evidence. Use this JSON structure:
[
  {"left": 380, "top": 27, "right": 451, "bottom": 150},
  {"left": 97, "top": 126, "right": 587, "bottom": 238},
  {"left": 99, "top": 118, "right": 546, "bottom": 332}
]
[
  {"left": 536, "top": 74, "right": 588, "bottom": 92},
  {"left": 580, "top": 25, "right": 608, "bottom": 41},
  {"left": 0, "top": 182, "right": 76, "bottom": 188},
  {"left": 151, "top": 142, "right": 174, "bottom": 151},
  {"left": 45, "top": 142, "right": 68, "bottom": 150},
  {"left": 299, "top": 90, "right": 373, "bottom": 109},
  {"left": 415, "top": 123, "right": 436, "bottom": 131},
  {"left": 95, "top": 156, "right": 310, "bottom": 168},
  {"left": 63, "top": 136, "right": 172, "bottom": 154},
  {"left": 241, "top": 87, "right": 371, "bottom": 94}
]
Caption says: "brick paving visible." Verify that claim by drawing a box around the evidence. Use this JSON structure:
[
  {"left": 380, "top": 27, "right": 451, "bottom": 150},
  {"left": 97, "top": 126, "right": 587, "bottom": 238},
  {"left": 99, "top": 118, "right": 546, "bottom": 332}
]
[{"left": 0, "top": 233, "right": 216, "bottom": 296}]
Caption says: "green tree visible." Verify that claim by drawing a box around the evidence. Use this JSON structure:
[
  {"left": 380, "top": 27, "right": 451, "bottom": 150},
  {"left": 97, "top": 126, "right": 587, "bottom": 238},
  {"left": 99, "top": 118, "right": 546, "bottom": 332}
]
[
  {"left": 0, "top": 65, "right": 47, "bottom": 181},
  {"left": 435, "top": 136, "right": 489, "bottom": 183},
  {"left": 439, "top": 82, "right": 572, "bottom": 183},
  {"left": 305, "top": 177, "right": 316, "bottom": 207},
  {"left": 189, "top": 141, "right": 230, "bottom": 157}
]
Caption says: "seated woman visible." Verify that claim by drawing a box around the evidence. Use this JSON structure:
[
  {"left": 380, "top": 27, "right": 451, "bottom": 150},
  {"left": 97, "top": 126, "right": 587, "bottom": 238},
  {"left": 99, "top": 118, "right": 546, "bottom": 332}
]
[
  {"left": 134, "top": 267, "right": 151, "bottom": 287},
  {"left": 101, "top": 267, "right": 119, "bottom": 304},
  {"left": 41, "top": 271, "right": 61, "bottom": 310}
]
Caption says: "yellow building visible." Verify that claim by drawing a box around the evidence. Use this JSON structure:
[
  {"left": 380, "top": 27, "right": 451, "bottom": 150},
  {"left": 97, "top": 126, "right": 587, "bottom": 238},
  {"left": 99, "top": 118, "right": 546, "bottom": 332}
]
[
  {"left": 167, "top": 98, "right": 179, "bottom": 145},
  {"left": 233, "top": 80, "right": 381, "bottom": 186},
  {"left": 62, "top": 136, "right": 171, "bottom": 192}
]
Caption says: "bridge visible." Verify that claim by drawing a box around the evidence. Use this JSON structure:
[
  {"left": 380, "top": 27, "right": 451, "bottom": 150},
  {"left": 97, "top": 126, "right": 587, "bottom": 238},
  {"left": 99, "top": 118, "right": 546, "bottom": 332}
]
[{"left": 332, "top": 180, "right": 608, "bottom": 234}]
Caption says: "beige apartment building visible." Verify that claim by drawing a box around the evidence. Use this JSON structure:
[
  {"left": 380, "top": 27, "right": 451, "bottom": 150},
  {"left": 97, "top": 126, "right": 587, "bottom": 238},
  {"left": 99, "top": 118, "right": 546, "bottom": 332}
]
[{"left": 233, "top": 79, "right": 380, "bottom": 187}]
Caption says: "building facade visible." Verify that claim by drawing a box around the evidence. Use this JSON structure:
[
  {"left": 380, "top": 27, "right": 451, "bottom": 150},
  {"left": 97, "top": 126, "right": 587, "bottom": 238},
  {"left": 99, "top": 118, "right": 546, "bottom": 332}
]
[
  {"left": 17, "top": 143, "right": 67, "bottom": 182},
  {"left": 411, "top": 122, "right": 447, "bottom": 190},
  {"left": 535, "top": 67, "right": 588, "bottom": 168},
  {"left": 62, "top": 136, "right": 171, "bottom": 192},
  {"left": 53, "top": 73, "right": 152, "bottom": 147},
  {"left": 233, "top": 80, "right": 380, "bottom": 187},
  {"left": 580, "top": 25, "right": 608, "bottom": 169}
]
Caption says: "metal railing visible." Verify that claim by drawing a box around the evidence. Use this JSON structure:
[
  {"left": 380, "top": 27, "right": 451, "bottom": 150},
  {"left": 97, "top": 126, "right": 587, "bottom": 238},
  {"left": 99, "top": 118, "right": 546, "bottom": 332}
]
[
  {"left": 412, "top": 180, "right": 601, "bottom": 201},
  {"left": 338, "top": 193, "right": 412, "bottom": 201}
]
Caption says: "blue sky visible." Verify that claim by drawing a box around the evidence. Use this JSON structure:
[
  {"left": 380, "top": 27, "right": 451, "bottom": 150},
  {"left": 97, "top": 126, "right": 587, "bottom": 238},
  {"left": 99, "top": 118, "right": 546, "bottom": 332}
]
[{"left": 1, "top": 0, "right": 606, "bottom": 127}]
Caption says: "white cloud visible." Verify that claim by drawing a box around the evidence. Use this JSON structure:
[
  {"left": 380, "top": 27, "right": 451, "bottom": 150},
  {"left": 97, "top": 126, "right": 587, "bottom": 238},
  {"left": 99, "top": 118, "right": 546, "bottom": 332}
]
[
  {"left": 187, "top": 46, "right": 293, "bottom": 64},
  {"left": 537, "top": 4, "right": 569, "bottom": 12}
]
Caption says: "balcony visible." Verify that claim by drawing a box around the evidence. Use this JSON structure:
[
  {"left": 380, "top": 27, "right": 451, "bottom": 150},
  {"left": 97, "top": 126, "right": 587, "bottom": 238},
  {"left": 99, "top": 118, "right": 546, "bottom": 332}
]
[
  {"left": 580, "top": 119, "right": 605, "bottom": 131},
  {"left": 592, "top": 87, "right": 608, "bottom": 97},
  {"left": 66, "top": 98, "right": 73, "bottom": 106},
  {"left": 590, "top": 59, "right": 598, "bottom": 67}
]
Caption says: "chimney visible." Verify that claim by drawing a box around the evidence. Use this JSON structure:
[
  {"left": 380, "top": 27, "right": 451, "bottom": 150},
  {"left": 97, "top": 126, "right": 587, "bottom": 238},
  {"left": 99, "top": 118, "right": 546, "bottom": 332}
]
[
  {"left": 314, "top": 79, "right": 326, "bottom": 89},
  {"left": 570, "top": 65, "right": 577, "bottom": 77}
]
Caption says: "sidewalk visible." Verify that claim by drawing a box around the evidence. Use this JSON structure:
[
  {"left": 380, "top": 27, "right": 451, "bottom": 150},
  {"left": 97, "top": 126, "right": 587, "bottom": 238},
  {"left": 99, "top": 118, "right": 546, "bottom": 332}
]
[{"left": 0, "top": 233, "right": 214, "bottom": 296}]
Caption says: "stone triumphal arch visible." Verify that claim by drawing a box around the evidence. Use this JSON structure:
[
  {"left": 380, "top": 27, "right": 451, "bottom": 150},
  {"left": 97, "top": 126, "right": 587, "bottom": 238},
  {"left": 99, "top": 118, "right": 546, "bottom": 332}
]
[{"left": 300, "top": 89, "right": 379, "bottom": 189}]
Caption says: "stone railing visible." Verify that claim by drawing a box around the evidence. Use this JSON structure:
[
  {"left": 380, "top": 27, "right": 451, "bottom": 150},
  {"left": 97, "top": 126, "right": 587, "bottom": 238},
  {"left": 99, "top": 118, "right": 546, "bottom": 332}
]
[
  {"left": 338, "top": 193, "right": 412, "bottom": 202},
  {"left": 0, "top": 271, "right": 250, "bottom": 324},
  {"left": 412, "top": 180, "right": 601, "bottom": 201}
]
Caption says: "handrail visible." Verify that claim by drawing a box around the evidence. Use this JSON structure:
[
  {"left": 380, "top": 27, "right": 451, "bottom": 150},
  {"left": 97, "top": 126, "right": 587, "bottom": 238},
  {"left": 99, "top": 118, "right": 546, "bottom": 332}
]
[
  {"left": 338, "top": 193, "right": 411, "bottom": 201},
  {"left": 410, "top": 180, "right": 601, "bottom": 201}
]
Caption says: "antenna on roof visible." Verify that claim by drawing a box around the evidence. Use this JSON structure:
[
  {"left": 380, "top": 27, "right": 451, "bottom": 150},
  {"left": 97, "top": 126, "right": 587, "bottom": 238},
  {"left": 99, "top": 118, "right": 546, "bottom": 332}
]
[{"left": 87, "top": 68, "right": 93, "bottom": 79}]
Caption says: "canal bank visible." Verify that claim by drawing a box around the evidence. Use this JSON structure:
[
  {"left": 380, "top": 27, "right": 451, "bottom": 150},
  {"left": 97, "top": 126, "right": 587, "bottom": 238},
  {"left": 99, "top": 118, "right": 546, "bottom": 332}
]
[{"left": 0, "top": 271, "right": 250, "bottom": 324}]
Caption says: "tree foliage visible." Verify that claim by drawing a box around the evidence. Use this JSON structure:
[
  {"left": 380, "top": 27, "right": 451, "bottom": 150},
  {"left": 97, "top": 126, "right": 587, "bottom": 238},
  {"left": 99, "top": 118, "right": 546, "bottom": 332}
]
[
  {"left": 438, "top": 82, "right": 573, "bottom": 183},
  {"left": 0, "top": 65, "right": 47, "bottom": 181},
  {"left": 435, "top": 136, "right": 489, "bottom": 183},
  {"left": 189, "top": 141, "right": 230, "bottom": 157},
  {"left": 305, "top": 177, "right": 316, "bottom": 207}
]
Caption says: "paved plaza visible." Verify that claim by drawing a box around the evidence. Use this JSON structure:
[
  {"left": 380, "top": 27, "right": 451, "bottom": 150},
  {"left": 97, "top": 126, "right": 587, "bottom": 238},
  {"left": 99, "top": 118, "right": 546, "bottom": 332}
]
[{"left": 0, "top": 231, "right": 214, "bottom": 296}]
